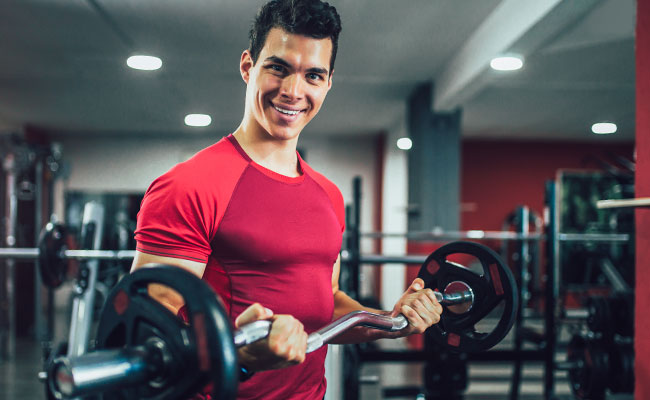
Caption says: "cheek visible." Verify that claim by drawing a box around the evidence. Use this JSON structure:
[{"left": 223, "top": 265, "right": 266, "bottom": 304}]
[{"left": 310, "top": 90, "right": 328, "bottom": 110}]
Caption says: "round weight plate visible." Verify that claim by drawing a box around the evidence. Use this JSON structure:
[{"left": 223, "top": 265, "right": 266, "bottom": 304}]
[
  {"left": 586, "top": 296, "right": 610, "bottom": 335},
  {"left": 608, "top": 340, "right": 634, "bottom": 393},
  {"left": 417, "top": 241, "right": 518, "bottom": 352},
  {"left": 567, "top": 334, "right": 608, "bottom": 400},
  {"left": 38, "top": 223, "right": 68, "bottom": 289},
  {"left": 96, "top": 265, "right": 238, "bottom": 400},
  {"left": 611, "top": 292, "right": 634, "bottom": 337}
]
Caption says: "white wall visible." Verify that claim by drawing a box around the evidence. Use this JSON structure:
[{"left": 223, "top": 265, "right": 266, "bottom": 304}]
[
  {"left": 379, "top": 116, "right": 409, "bottom": 310},
  {"left": 57, "top": 133, "right": 379, "bottom": 237},
  {"left": 59, "top": 136, "right": 219, "bottom": 193}
]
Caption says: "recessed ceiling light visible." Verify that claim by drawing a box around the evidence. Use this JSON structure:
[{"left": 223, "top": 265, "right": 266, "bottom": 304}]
[
  {"left": 490, "top": 56, "right": 524, "bottom": 71},
  {"left": 591, "top": 122, "right": 617, "bottom": 135},
  {"left": 396, "top": 137, "right": 412, "bottom": 150},
  {"left": 126, "top": 55, "right": 162, "bottom": 71},
  {"left": 184, "top": 114, "right": 212, "bottom": 127}
]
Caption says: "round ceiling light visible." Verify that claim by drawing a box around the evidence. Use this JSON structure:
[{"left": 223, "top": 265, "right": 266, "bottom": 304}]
[
  {"left": 591, "top": 122, "right": 617, "bottom": 135},
  {"left": 396, "top": 137, "right": 412, "bottom": 150},
  {"left": 490, "top": 56, "right": 524, "bottom": 71},
  {"left": 184, "top": 114, "right": 212, "bottom": 127},
  {"left": 126, "top": 55, "right": 162, "bottom": 71}
]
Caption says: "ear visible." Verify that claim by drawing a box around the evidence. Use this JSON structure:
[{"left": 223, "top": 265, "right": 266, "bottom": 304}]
[
  {"left": 327, "top": 69, "right": 334, "bottom": 90},
  {"left": 240, "top": 50, "right": 253, "bottom": 84}
]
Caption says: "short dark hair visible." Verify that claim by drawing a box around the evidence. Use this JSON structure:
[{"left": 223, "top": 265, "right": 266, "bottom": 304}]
[{"left": 248, "top": 0, "right": 342, "bottom": 75}]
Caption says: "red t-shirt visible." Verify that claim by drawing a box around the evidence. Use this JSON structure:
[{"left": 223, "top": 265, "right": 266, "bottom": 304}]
[{"left": 135, "top": 134, "right": 345, "bottom": 400}]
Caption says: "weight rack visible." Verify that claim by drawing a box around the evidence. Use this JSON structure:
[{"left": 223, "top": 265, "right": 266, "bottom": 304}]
[{"left": 340, "top": 176, "right": 632, "bottom": 400}]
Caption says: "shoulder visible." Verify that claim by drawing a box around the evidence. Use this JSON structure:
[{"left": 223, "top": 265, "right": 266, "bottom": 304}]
[{"left": 151, "top": 136, "right": 248, "bottom": 194}]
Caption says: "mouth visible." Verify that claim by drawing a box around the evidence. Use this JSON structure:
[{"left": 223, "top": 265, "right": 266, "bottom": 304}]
[{"left": 271, "top": 103, "right": 306, "bottom": 118}]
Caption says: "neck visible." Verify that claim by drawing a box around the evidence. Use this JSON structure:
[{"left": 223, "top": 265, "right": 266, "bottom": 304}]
[{"left": 233, "top": 120, "right": 301, "bottom": 177}]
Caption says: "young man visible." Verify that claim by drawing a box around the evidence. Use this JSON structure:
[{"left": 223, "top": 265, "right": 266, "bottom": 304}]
[{"left": 131, "top": 0, "right": 443, "bottom": 399}]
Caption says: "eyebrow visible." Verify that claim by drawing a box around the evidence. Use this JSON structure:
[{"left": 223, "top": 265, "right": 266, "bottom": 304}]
[{"left": 264, "top": 56, "right": 329, "bottom": 76}]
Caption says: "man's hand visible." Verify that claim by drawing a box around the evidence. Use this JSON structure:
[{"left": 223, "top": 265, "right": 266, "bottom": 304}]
[
  {"left": 390, "top": 278, "right": 443, "bottom": 335},
  {"left": 235, "top": 303, "right": 308, "bottom": 372}
]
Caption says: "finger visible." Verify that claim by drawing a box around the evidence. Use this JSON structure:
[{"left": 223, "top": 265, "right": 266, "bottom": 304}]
[
  {"left": 405, "top": 278, "right": 425, "bottom": 294},
  {"left": 401, "top": 304, "right": 424, "bottom": 328},
  {"left": 409, "top": 299, "right": 435, "bottom": 326},
  {"left": 235, "top": 303, "right": 273, "bottom": 328},
  {"left": 422, "top": 289, "right": 443, "bottom": 316}
]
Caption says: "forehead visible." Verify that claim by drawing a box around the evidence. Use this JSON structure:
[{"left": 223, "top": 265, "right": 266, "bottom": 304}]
[{"left": 260, "top": 28, "right": 333, "bottom": 68}]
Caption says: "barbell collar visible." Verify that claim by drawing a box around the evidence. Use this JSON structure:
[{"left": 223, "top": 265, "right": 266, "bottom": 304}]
[
  {"left": 49, "top": 337, "right": 170, "bottom": 399},
  {"left": 50, "top": 347, "right": 151, "bottom": 398},
  {"left": 435, "top": 289, "right": 475, "bottom": 306}
]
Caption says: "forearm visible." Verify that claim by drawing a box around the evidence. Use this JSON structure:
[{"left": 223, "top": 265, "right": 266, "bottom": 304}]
[{"left": 329, "top": 290, "right": 401, "bottom": 344}]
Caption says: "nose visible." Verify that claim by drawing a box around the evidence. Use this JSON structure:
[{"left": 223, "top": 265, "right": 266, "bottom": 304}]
[{"left": 280, "top": 74, "right": 303, "bottom": 100}]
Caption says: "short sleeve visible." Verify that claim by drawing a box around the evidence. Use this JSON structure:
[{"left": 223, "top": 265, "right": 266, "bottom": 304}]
[{"left": 134, "top": 166, "right": 216, "bottom": 264}]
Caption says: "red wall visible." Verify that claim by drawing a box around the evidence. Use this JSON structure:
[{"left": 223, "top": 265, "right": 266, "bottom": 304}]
[
  {"left": 635, "top": 0, "right": 649, "bottom": 396},
  {"left": 461, "top": 140, "right": 634, "bottom": 231}
]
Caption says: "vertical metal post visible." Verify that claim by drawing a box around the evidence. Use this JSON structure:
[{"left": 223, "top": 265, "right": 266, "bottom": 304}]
[
  {"left": 67, "top": 201, "right": 104, "bottom": 357},
  {"left": 544, "top": 181, "right": 558, "bottom": 400},
  {"left": 34, "top": 158, "right": 44, "bottom": 342},
  {"left": 348, "top": 176, "right": 362, "bottom": 300},
  {"left": 509, "top": 206, "right": 529, "bottom": 400},
  {"left": 2, "top": 153, "right": 17, "bottom": 360}
]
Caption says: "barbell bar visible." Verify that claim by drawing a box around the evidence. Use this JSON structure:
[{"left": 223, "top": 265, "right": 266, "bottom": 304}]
[{"left": 0, "top": 248, "right": 136, "bottom": 260}]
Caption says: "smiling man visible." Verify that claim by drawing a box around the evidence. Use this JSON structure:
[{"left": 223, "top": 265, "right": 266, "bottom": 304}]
[{"left": 130, "top": 1, "right": 442, "bottom": 399}]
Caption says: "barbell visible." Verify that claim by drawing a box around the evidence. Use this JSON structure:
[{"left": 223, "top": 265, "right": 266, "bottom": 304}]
[
  {"left": 45, "top": 241, "right": 518, "bottom": 399},
  {"left": 0, "top": 222, "right": 136, "bottom": 288}
]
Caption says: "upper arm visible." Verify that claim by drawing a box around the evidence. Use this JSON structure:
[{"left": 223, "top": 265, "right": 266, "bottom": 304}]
[
  {"left": 131, "top": 250, "right": 206, "bottom": 278},
  {"left": 131, "top": 250, "right": 207, "bottom": 278},
  {"left": 331, "top": 254, "right": 341, "bottom": 294},
  {"left": 131, "top": 250, "right": 207, "bottom": 314}
]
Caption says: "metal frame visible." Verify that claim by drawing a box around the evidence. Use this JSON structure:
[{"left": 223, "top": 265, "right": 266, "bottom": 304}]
[{"left": 67, "top": 201, "right": 105, "bottom": 357}]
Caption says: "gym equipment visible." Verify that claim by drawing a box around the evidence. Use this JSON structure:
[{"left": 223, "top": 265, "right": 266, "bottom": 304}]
[
  {"left": 37, "top": 223, "right": 68, "bottom": 288},
  {"left": 564, "top": 333, "right": 635, "bottom": 399},
  {"left": 418, "top": 241, "right": 518, "bottom": 352},
  {"left": 46, "top": 241, "right": 517, "bottom": 399},
  {"left": 566, "top": 334, "right": 609, "bottom": 400},
  {"left": 49, "top": 265, "right": 238, "bottom": 400},
  {"left": 47, "top": 266, "right": 411, "bottom": 399},
  {"left": 586, "top": 292, "right": 634, "bottom": 337},
  {"left": 0, "top": 223, "right": 134, "bottom": 289}
]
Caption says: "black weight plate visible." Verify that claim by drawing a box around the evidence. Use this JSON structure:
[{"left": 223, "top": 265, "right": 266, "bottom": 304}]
[
  {"left": 586, "top": 296, "right": 611, "bottom": 335},
  {"left": 96, "top": 265, "right": 238, "bottom": 400},
  {"left": 38, "top": 223, "right": 68, "bottom": 289},
  {"left": 608, "top": 340, "right": 634, "bottom": 393},
  {"left": 567, "top": 334, "right": 608, "bottom": 400},
  {"left": 417, "top": 241, "right": 518, "bottom": 352},
  {"left": 611, "top": 292, "right": 634, "bottom": 337}
]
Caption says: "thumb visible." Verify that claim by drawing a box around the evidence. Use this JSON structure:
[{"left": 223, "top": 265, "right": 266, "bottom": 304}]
[
  {"left": 235, "top": 303, "right": 273, "bottom": 328},
  {"left": 406, "top": 278, "right": 425, "bottom": 293}
]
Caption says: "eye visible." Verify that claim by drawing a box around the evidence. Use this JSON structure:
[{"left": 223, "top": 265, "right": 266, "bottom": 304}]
[
  {"left": 266, "top": 64, "right": 285, "bottom": 74},
  {"left": 307, "top": 73, "right": 323, "bottom": 81}
]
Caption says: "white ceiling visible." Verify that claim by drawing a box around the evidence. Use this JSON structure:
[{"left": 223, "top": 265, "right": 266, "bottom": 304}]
[{"left": 0, "top": 0, "right": 636, "bottom": 141}]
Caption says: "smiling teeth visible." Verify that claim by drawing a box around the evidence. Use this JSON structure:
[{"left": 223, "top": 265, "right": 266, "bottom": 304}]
[{"left": 274, "top": 106, "right": 300, "bottom": 115}]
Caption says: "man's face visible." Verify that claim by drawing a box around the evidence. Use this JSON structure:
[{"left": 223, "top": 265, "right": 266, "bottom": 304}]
[{"left": 240, "top": 28, "right": 333, "bottom": 141}]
